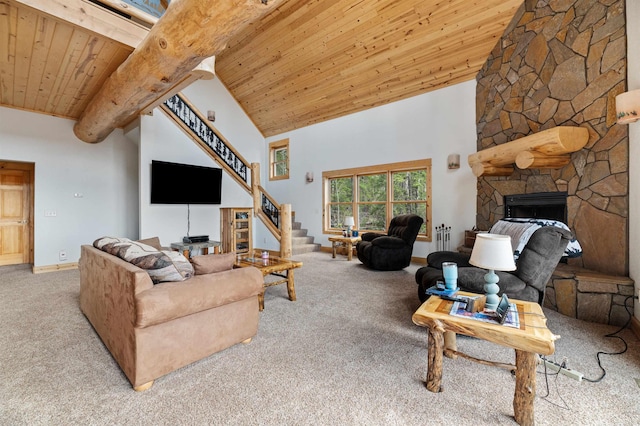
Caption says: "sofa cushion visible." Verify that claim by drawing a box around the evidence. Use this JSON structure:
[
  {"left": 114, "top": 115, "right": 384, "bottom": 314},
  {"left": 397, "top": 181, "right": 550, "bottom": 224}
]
[
  {"left": 135, "top": 267, "right": 264, "bottom": 328},
  {"left": 94, "top": 237, "right": 193, "bottom": 283},
  {"left": 191, "top": 253, "right": 235, "bottom": 275}
]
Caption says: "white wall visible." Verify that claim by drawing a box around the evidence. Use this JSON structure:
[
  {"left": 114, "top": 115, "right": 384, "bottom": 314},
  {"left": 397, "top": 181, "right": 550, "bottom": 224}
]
[
  {"left": 626, "top": 0, "right": 640, "bottom": 319},
  {"left": 137, "top": 78, "right": 263, "bottom": 246},
  {"left": 0, "top": 107, "right": 138, "bottom": 267},
  {"left": 262, "top": 80, "right": 478, "bottom": 258}
]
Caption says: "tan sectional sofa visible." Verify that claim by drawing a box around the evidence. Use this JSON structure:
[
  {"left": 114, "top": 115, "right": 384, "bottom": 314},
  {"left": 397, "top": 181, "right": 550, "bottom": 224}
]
[{"left": 79, "top": 241, "right": 263, "bottom": 391}]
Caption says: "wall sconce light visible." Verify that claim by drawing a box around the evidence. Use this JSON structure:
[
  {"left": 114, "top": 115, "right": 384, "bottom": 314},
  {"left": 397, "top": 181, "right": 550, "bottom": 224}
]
[
  {"left": 447, "top": 153, "right": 460, "bottom": 169},
  {"left": 305, "top": 172, "right": 314, "bottom": 183},
  {"left": 615, "top": 89, "right": 640, "bottom": 124},
  {"left": 207, "top": 110, "right": 215, "bottom": 122}
]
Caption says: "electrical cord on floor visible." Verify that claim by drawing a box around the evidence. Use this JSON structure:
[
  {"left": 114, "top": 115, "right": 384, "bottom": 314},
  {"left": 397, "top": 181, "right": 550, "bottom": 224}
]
[
  {"left": 538, "top": 358, "right": 570, "bottom": 410},
  {"left": 582, "top": 295, "right": 634, "bottom": 383},
  {"left": 535, "top": 295, "right": 634, "bottom": 408}
]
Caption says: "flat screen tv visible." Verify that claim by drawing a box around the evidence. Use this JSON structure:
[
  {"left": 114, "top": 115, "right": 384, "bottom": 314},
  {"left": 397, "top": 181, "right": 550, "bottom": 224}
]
[{"left": 151, "top": 160, "right": 222, "bottom": 204}]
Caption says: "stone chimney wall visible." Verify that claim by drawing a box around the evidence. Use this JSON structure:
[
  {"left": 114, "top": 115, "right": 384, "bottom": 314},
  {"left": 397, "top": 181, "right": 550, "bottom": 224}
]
[{"left": 475, "top": 0, "right": 628, "bottom": 276}]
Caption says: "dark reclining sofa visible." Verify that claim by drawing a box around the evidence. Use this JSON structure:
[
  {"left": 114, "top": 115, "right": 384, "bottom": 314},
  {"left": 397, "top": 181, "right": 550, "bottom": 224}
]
[{"left": 415, "top": 226, "right": 573, "bottom": 304}]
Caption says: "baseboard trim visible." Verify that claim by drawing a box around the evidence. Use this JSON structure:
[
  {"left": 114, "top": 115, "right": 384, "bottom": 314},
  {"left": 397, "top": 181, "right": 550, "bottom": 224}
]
[
  {"left": 411, "top": 256, "right": 427, "bottom": 265},
  {"left": 32, "top": 262, "right": 78, "bottom": 274},
  {"left": 631, "top": 316, "right": 640, "bottom": 341}
]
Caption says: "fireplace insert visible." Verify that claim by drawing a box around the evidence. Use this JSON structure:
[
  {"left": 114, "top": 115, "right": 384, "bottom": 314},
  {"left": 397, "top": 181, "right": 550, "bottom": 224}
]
[{"left": 504, "top": 192, "right": 567, "bottom": 223}]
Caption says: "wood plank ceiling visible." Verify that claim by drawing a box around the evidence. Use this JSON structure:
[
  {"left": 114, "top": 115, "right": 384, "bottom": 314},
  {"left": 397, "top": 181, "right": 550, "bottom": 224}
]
[{"left": 0, "top": 0, "right": 523, "bottom": 139}]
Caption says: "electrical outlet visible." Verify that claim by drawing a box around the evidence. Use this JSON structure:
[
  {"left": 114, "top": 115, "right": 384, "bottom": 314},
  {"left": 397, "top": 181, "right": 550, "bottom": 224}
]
[{"left": 59, "top": 250, "right": 67, "bottom": 261}]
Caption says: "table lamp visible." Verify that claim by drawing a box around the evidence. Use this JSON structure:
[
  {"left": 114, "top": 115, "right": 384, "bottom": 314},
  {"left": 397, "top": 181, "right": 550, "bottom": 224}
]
[
  {"left": 468, "top": 233, "right": 516, "bottom": 310},
  {"left": 344, "top": 216, "right": 355, "bottom": 236}
]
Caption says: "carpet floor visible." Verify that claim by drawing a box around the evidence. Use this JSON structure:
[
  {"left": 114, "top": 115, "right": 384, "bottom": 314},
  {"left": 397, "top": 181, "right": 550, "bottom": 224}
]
[{"left": 1, "top": 251, "right": 639, "bottom": 425}]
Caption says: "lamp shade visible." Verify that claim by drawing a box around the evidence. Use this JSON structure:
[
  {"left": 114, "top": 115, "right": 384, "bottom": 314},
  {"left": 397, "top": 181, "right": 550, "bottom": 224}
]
[
  {"left": 469, "top": 233, "right": 516, "bottom": 271},
  {"left": 344, "top": 216, "right": 355, "bottom": 227},
  {"left": 615, "top": 89, "right": 640, "bottom": 124}
]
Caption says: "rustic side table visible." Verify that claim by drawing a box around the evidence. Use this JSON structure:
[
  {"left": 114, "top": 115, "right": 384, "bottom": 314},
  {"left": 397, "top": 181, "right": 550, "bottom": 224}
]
[
  {"left": 412, "top": 292, "right": 557, "bottom": 426},
  {"left": 328, "top": 236, "right": 361, "bottom": 261}
]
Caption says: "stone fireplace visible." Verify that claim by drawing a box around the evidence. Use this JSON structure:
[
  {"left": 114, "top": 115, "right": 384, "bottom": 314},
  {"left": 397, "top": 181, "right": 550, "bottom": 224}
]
[
  {"left": 475, "top": 0, "right": 628, "bottom": 276},
  {"left": 474, "top": 0, "right": 633, "bottom": 325}
]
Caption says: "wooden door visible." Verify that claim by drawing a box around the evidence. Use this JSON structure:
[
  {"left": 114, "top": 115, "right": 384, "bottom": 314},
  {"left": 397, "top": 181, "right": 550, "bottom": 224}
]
[{"left": 0, "top": 164, "right": 33, "bottom": 266}]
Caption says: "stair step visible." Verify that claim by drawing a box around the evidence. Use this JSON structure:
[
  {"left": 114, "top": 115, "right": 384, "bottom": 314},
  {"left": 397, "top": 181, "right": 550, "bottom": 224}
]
[
  {"left": 292, "top": 228, "right": 308, "bottom": 237},
  {"left": 289, "top": 215, "right": 320, "bottom": 255},
  {"left": 291, "top": 243, "right": 321, "bottom": 255},
  {"left": 292, "top": 236, "right": 315, "bottom": 245}
]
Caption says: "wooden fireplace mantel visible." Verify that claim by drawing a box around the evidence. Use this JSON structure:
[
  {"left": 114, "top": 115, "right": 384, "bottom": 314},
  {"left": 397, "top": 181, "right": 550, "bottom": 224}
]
[{"left": 468, "top": 126, "right": 589, "bottom": 177}]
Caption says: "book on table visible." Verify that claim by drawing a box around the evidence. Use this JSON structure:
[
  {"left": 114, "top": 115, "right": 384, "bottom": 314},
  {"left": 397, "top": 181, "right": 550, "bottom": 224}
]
[{"left": 449, "top": 298, "right": 520, "bottom": 328}]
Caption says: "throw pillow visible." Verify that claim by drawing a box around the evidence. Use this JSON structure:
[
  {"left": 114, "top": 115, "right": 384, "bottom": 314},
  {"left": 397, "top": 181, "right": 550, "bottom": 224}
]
[
  {"left": 136, "top": 236, "right": 163, "bottom": 251},
  {"left": 94, "top": 237, "right": 194, "bottom": 283},
  {"left": 191, "top": 252, "right": 236, "bottom": 275}
]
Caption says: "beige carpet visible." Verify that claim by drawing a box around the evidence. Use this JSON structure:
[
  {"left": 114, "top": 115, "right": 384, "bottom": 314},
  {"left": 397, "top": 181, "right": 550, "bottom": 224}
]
[{"left": 1, "top": 252, "right": 639, "bottom": 425}]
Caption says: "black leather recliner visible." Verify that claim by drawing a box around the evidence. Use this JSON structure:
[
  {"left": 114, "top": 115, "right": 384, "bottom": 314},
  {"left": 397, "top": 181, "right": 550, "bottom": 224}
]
[
  {"left": 356, "top": 214, "right": 424, "bottom": 271},
  {"left": 415, "top": 226, "right": 573, "bottom": 304}
]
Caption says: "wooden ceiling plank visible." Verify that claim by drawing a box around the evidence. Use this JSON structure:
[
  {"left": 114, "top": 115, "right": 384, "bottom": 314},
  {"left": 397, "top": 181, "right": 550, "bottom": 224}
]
[
  {"left": 236, "top": 27, "right": 501, "bottom": 112},
  {"left": 224, "top": 0, "right": 510, "bottom": 101},
  {"left": 218, "top": 0, "right": 384, "bottom": 86},
  {"left": 13, "top": 4, "right": 38, "bottom": 108},
  {"left": 23, "top": 13, "right": 57, "bottom": 111},
  {"left": 0, "top": 1, "right": 18, "bottom": 105},
  {"left": 221, "top": 0, "right": 466, "bottom": 89},
  {"left": 33, "top": 22, "right": 75, "bottom": 113},
  {"left": 244, "top": 44, "right": 491, "bottom": 135},
  {"left": 338, "top": 6, "right": 515, "bottom": 78},
  {"left": 65, "top": 45, "right": 131, "bottom": 118},
  {"left": 44, "top": 29, "right": 91, "bottom": 115},
  {"left": 237, "top": 47, "right": 503, "bottom": 133},
  {"left": 59, "top": 35, "right": 111, "bottom": 117},
  {"left": 12, "top": 0, "right": 148, "bottom": 48}
]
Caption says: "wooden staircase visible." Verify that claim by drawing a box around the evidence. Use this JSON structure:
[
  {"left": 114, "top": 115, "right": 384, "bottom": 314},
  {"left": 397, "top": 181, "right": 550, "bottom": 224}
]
[{"left": 291, "top": 217, "right": 321, "bottom": 255}]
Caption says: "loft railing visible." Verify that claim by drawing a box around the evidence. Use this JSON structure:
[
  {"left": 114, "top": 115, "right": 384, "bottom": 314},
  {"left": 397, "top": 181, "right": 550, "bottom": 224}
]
[{"left": 160, "top": 93, "right": 292, "bottom": 257}]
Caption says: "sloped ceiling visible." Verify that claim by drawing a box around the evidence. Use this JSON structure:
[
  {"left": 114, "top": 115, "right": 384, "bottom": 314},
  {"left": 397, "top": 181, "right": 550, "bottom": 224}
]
[{"left": 0, "top": 0, "right": 522, "bottom": 138}]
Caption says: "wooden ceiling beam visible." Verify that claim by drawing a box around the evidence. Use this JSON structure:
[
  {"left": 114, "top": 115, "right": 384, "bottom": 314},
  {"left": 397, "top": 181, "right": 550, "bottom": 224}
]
[{"left": 73, "top": 0, "right": 279, "bottom": 143}]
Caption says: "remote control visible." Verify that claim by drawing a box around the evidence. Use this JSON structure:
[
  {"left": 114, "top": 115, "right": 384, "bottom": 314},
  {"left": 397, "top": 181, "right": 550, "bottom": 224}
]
[{"left": 439, "top": 294, "right": 469, "bottom": 303}]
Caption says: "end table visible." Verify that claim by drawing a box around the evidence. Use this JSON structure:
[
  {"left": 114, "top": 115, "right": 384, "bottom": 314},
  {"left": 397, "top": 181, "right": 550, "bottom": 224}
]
[{"left": 328, "top": 235, "right": 361, "bottom": 261}]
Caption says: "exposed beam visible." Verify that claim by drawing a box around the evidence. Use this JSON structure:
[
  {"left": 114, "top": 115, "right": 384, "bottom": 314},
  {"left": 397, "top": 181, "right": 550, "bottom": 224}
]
[
  {"left": 73, "top": 0, "right": 280, "bottom": 143},
  {"left": 138, "top": 56, "right": 216, "bottom": 117},
  {"left": 13, "top": 0, "right": 149, "bottom": 48}
]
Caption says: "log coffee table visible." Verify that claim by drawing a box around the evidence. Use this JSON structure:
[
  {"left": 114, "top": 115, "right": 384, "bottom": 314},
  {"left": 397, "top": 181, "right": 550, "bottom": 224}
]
[
  {"left": 234, "top": 251, "right": 302, "bottom": 311},
  {"left": 412, "top": 292, "right": 557, "bottom": 426}
]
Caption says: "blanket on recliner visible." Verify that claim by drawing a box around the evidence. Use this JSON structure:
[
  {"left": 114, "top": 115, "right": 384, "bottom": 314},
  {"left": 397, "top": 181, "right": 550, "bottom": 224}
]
[{"left": 490, "top": 218, "right": 582, "bottom": 259}]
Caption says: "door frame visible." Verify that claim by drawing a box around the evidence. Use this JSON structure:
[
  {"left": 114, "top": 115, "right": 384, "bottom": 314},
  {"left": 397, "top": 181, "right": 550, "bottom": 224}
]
[{"left": 0, "top": 160, "right": 35, "bottom": 265}]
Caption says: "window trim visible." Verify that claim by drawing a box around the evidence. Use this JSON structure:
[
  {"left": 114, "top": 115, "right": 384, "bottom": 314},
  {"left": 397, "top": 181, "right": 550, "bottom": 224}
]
[
  {"left": 269, "top": 138, "right": 289, "bottom": 181},
  {"left": 322, "top": 159, "right": 432, "bottom": 241}
]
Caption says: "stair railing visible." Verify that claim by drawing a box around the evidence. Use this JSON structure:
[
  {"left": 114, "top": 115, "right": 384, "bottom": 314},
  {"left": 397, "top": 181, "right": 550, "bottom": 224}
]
[
  {"left": 251, "top": 163, "right": 292, "bottom": 258},
  {"left": 160, "top": 93, "right": 292, "bottom": 257}
]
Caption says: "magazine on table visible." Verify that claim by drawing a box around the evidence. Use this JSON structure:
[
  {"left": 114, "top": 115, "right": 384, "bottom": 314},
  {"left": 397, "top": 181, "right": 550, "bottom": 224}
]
[{"left": 449, "top": 300, "right": 520, "bottom": 328}]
